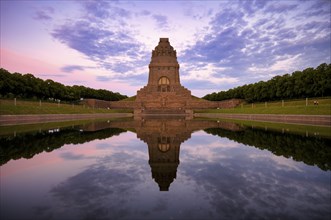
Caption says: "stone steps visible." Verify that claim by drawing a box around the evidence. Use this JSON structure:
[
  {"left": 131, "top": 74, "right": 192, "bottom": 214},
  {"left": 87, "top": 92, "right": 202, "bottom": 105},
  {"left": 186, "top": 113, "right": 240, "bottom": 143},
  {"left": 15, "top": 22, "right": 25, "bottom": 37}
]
[{"left": 142, "top": 109, "right": 186, "bottom": 114}]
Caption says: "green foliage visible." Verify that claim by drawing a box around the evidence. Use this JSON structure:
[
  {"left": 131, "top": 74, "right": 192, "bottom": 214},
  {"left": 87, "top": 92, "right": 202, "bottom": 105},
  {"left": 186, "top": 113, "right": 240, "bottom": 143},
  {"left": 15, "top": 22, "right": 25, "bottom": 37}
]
[
  {"left": 205, "top": 126, "right": 331, "bottom": 171},
  {"left": 0, "top": 68, "right": 128, "bottom": 101},
  {"left": 203, "top": 63, "right": 331, "bottom": 102},
  {"left": 122, "top": 96, "right": 136, "bottom": 101}
]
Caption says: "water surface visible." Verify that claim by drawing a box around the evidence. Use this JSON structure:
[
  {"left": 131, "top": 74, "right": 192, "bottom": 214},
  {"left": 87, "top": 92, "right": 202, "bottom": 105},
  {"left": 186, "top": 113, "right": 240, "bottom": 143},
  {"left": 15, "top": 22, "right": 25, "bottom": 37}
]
[{"left": 1, "top": 118, "right": 330, "bottom": 220}]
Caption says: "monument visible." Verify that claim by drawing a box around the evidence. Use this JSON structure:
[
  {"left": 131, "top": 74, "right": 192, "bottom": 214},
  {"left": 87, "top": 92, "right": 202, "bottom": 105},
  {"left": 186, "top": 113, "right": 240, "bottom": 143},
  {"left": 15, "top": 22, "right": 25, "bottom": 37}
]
[
  {"left": 134, "top": 38, "right": 192, "bottom": 115},
  {"left": 83, "top": 38, "right": 242, "bottom": 112}
]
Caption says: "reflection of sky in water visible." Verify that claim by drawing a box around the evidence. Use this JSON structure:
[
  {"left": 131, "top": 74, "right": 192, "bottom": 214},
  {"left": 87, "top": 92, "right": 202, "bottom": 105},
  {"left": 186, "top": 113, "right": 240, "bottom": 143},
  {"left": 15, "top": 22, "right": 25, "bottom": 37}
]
[{"left": 1, "top": 130, "right": 330, "bottom": 220}]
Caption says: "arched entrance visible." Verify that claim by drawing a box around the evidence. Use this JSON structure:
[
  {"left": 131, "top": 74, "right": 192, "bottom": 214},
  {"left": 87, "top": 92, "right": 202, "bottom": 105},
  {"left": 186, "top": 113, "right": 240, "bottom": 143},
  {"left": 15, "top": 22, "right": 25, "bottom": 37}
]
[{"left": 158, "top": 76, "right": 170, "bottom": 92}]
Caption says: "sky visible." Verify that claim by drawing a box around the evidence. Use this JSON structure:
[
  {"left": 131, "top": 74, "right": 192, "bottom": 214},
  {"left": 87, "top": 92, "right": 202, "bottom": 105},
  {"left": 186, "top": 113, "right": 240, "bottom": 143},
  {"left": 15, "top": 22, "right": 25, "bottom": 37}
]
[{"left": 0, "top": 0, "right": 330, "bottom": 97}]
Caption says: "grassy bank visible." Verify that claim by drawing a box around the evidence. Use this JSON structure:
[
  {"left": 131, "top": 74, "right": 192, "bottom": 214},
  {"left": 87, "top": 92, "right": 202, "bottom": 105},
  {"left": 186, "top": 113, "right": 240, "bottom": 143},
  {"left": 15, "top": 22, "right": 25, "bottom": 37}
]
[
  {"left": 0, "top": 99, "right": 133, "bottom": 115},
  {"left": 199, "top": 118, "right": 331, "bottom": 138},
  {"left": 195, "top": 98, "right": 331, "bottom": 115},
  {"left": 0, "top": 117, "right": 133, "bottom": 135}
]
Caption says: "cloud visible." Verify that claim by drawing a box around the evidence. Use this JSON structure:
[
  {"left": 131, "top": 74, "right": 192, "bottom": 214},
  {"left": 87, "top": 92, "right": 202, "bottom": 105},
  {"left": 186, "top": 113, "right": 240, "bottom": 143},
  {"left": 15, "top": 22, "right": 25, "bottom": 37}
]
[
  {"left": 308, "top": 0, "right": 331, "bottom": 17},
  {"left": 181, "top": 0, "right": 331, "bottom": 87},
  {"left": 239, "top": 0, "right": 269, "bottom": 15},
  {"left": 100, "top": 61, "right": 136, "bottom": 74},
  {"left": 179, "top": 131, "right": 331, "bottom": 219},
  {"left": 52, "top": 20, "right": 139, "bottom": 60},
  {"left": 118, "top": 73, "right": 148, "bottom": 85},
  {"left": 96, "top": 73, "right": 147, "bottom": 86},
  {"left": 264, "top": 3, "right": 298, "bottom": 13},
  {"left": 181, "top": 159, "right": 329, "bottom": 219},
  {"left": 39, "top": 73, "right": 66, "bottom": 78},
  {"left": 51, "top": 165, "right": 139, "bottom": 219},
  {"left": 152, "top": 15, "right": 169, "bottom": 30},
  {"left": 82, "top": 0, "right": 112, "bottom": 19},
  {"left": 60, "top": 152, "right": 94, "bottom": 160},
  {"left": 32, "top": 0, "right": 330, "bottom": 94},
  {"left": 96, "top": 75, "right": 111, "bottom": 82},
  {"left": 82, "top": 0, "right": 131, "bottom": 20},
  {"left": 2, "top": 118, "right": 328, "bottom": 220},
  {"left": 181, "top": 1, "right": 214, "bottom": 20},
  {"left": 139, "top": 10, "right": 151, "bottom": 16},
  {"left": 180, "top": 62, "right": 237, "bottom": 92},
  {"left": 183, "top": 27, "right": 246, "bottom": 64},
  {"left": 182, "top": 79, "right": 219, "bottom": 90},
  {"left": 33, "top": 7, "right": 54, "bottom": 20},
  {"left": 210, "top": 9, "right": 247, "bottom": 28},
  {"left": 51, "top": 17, "right": 149, "bottom": 82},
  {"left": 49, "top": 151, "right": 151, "bottom": 219},
  {"left": 61, "top": 65, "right": 85, "bottom": 73},
  {"left": 49, "top": 0, "right": 150, "bottom": 88}
]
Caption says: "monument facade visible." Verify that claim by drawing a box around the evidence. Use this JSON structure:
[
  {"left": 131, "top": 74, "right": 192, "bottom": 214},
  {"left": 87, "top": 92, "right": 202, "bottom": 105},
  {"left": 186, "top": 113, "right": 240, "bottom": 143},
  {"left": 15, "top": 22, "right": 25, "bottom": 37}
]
[
  {"left": 135, "top": 38, "right": 192, "bottom": 114},
  {"left": 83, "top": 38, "right": 242, "bottom": 112}
]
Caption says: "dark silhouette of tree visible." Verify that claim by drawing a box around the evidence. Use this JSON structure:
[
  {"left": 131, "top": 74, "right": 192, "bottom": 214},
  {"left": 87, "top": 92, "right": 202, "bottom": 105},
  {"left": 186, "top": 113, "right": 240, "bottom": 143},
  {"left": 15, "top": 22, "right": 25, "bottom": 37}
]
[
  {"left": 0, "top": 68, "right": 128, "bottom": 101},
  {"left": 203, "top": 63, "right": 331, "bottom": 102}
]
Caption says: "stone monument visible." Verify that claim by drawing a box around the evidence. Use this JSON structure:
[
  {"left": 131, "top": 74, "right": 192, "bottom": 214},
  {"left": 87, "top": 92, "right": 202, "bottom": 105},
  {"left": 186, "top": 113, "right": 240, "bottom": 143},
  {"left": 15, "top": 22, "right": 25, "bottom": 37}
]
[
  {"left": 135, "top": 38, "right": 192, "bottom": 115},
  {"left": 83, "top": 38, "right": 242, "bottom": 112}
]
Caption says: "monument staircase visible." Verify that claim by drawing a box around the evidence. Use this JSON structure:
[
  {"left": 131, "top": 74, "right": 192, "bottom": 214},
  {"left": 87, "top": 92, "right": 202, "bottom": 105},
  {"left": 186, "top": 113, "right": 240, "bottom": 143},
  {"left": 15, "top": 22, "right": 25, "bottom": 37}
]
[{"left": 142, "top": 109, "right": 186, "bottom": 114}]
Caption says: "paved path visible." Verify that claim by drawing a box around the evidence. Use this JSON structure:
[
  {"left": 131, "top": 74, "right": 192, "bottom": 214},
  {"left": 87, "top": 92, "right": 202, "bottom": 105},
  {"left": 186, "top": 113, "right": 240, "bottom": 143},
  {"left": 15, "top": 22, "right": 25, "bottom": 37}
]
[
  {"left": 1, "top": 113, "right": 330, "bottom": 127},
  {"left": 0, "top": 113, "right": 133, "bottom": 126}
]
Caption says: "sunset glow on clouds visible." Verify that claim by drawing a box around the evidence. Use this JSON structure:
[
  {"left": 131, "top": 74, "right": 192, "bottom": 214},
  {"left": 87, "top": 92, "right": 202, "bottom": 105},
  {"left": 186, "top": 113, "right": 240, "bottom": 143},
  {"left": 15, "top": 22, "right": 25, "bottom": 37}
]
[{"left": 1, "top": 0, "right": 330, "bottom": 97}]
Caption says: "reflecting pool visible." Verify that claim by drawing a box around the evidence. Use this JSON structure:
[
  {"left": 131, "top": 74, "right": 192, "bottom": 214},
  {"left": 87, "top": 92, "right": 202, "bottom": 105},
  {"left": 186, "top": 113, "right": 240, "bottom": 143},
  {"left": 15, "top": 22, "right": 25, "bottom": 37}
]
[{"left": 0, "top": 118, "right": 330, "bottom": 220}]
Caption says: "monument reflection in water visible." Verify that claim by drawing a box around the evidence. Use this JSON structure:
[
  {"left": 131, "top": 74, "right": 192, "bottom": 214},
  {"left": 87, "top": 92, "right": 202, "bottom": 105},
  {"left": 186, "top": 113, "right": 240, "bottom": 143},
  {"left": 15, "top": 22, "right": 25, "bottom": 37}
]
[
  {"left": 0, "top": 117, "right": 330, "bottom": 220},
  {"left": 76, "top": 117, "right": 241, "bottom": 191},
  {"left": 113, "top": 117, "right": 241, "bottom": 191}
]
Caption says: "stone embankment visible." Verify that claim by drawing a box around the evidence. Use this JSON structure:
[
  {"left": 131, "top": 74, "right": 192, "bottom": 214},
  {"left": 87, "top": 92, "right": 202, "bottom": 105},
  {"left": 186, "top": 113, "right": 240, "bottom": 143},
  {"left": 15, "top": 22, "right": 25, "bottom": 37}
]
[
  {"left": 0, "top": 113, "right": 133, "bottom": 126},
  {"left": 194, "top": 113, "right": 331, "bottom": 126},
  {"left": 82, "top": 98, "right": 243, "bottom": 110},
  {"left": 1, "top": 113, "right": 329, "bottom": 127}
]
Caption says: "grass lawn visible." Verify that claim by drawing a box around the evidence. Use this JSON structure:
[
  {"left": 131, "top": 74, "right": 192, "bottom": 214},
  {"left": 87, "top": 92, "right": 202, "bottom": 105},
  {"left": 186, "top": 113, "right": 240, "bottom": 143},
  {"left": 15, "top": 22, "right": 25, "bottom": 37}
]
[
  {"left": 1, "top": 98, "right": 330, "bottom": 115},
  {"left": 195, "top": 97, "right": 331, "bottom": 115},
  {"left": 0, "top": 99, "right": 133, "bottom": 115},
  {"left": 122, "top": 96, "right": 136, "bottom": 101}
]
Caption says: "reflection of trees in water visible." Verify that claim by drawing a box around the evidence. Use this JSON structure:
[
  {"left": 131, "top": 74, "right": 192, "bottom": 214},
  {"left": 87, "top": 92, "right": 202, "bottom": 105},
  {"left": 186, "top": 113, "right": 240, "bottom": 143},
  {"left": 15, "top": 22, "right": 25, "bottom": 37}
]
[
  {"left": 0, "top": 127, "right": 125, "bottom": 165},
  {"left": 2, "top": 119, "right": 330, "bottom": 172},
  {"left": 205, "top": 127, "right": 331, "bottom": 170}
]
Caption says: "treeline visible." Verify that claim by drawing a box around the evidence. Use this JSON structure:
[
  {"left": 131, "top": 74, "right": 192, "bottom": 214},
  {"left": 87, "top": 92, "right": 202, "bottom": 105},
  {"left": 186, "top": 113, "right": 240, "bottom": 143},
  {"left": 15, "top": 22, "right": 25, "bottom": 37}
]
[
  {"left": 0, "top": 68, "right": 128, "bottom": 101},
  {"left": 203, "top": 63, "right": 331, "bottom": 102}
]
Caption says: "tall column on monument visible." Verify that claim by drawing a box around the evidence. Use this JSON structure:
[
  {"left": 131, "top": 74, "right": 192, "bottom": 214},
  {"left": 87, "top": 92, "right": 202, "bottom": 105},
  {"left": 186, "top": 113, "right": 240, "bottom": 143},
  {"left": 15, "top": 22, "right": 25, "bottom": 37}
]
[
  {"left": 135, "top": 38, "right": 192, "bottom": 114},
  {"left": 148, "top": 38, "right": 180, "bottom": 87}
]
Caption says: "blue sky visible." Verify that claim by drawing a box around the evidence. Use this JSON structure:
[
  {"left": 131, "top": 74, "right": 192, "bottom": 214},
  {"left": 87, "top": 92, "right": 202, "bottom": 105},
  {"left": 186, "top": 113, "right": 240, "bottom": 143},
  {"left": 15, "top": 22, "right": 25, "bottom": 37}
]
[{"left": 0, "top": 0, "right": 330, "bottom": 97}]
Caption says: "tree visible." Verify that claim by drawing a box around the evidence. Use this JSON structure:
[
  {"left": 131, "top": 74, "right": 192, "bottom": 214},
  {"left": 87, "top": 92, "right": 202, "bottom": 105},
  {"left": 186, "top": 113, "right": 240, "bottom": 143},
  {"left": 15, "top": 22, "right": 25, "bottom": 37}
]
[
  {"left": 203, "top": 63, "right": 331, "bottom": 102},
  {"left": 0, "top": 68, "right": 128, "bottom": 101}
]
